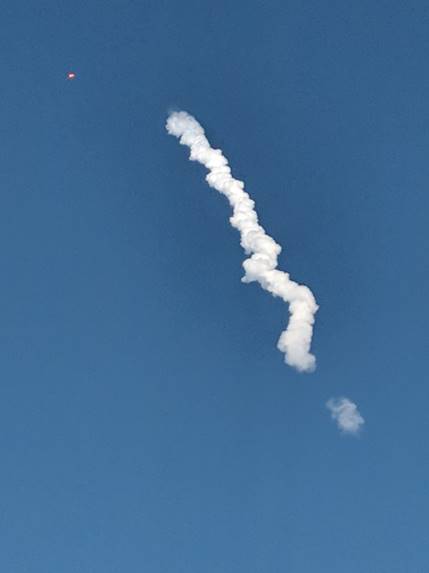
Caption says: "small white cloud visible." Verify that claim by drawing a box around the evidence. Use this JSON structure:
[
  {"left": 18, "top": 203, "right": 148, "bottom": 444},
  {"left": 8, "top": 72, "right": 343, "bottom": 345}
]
[{"left": 326, "top": 397, "right": 364, "bottom": 435}]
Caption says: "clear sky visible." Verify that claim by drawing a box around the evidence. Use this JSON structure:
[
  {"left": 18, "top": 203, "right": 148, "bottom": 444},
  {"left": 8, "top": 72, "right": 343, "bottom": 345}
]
[{"left": 1, "top": 1, "right": 428, "bottom": 571}]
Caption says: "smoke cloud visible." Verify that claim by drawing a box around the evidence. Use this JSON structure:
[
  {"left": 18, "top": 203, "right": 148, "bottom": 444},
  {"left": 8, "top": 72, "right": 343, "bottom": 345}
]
[
  {"left": 166, "top": 111, "right": 318, "bottom": 372},
  {"left": 326, "top": 397, "right": 365, "bottom": 435}
]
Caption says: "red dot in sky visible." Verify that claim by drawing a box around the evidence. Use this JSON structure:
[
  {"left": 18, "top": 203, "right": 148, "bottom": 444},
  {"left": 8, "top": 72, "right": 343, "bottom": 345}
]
[{"left": 67, "top": 72, "right": 76, "bottom": 80}]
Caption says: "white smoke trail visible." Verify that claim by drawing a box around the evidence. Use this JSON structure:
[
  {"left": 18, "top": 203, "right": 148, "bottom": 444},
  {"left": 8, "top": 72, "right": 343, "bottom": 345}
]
[{"left": 166, "top": 111, "right": 318, "bottom": 372}]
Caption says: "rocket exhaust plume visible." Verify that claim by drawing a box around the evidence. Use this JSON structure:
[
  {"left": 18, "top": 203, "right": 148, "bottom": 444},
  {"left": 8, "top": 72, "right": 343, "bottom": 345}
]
[{"left": 166, "top": 111, "right": 318, "bottom": 372}]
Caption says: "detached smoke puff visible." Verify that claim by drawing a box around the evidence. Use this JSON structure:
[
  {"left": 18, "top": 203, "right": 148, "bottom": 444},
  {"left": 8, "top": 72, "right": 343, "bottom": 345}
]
[
  {"left": 166, "top": 111, "right": 318, "bottom": 372},
  {"left": 327, "top": 398, "right": 365, "bottom": 435}
]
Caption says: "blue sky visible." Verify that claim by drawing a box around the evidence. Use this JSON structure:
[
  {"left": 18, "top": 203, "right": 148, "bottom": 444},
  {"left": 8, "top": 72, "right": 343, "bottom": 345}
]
[{"left": 1, "top": 1, "right": 429, "bottom": 571}]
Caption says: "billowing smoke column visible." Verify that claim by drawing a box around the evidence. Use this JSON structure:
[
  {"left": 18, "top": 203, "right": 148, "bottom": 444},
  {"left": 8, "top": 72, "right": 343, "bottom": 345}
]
[{"left": 166, "top": 111, "right": 318, "bottom": 372}]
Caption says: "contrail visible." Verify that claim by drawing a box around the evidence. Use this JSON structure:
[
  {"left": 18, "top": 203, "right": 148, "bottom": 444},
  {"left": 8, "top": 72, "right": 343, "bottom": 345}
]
[{"left": 166, "top": 111, "right": 318, "bottom": 372}]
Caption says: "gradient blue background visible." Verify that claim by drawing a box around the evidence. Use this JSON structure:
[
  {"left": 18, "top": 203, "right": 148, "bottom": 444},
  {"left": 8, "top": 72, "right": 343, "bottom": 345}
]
[{"left": 1, "top": 1, "right": 428, "bottom": 571}]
